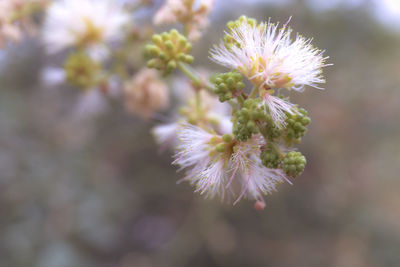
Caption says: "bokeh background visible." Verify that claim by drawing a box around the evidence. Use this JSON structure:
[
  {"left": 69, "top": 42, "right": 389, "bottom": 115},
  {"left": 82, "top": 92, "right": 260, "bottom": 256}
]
[{"left": 1, "top": 0, "right": 400, "bottom": 266}]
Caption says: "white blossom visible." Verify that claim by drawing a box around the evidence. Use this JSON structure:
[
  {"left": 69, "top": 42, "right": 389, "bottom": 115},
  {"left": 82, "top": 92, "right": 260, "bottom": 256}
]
[
  {"left": 261, "top": 93, "right": 297, "bottom": 127},
  {"left": 173, "top": 126, "right": 291, "bottom": 203},
  {"left": 210, "top": 18, "right": 329, "bottom": 91},
  {"left": 173, "top": 124, "right": 228, "bottom": 199},
  {"left": 42, "top": 0, "right": 130, "bottom": 54},
  {"left": 230, "top": 135, "right": 290, "bottom": 204}
]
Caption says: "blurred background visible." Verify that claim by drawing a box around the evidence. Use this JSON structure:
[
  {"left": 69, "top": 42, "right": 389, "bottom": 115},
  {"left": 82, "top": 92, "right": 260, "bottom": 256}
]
[{"left": 1, "top": 0, "right": 400, "bottom": 266}]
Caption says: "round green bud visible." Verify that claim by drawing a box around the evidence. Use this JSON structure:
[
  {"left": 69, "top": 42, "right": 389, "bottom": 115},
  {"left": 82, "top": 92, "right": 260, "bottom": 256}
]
[
  {"left": 145, "top": 44, "right": 160, "bottom": 57},
  {"left": 216, "top": 143, "right": 226, "bottom": 153},
  {"left": 170, "top": 29, "right": 179, "bottom": 38},
  {"left": 185, "top": 43, "right": 193, "bottom": 52},
  {"left": 233, "top": 99, "right": 270, "bottom": 141},
  {"left": 283, "top": 151, "right": 307, "bottom": 177},
  {"left": 152, "top": 34, "right": 162, "bottom": 45},
  {"left": 213, "top": 71, "right": 245, "bottom": 102},
  {"left": 146, "top": 29, "right": 194, "bottom": 75},
  {"left": 184, "top": 55, "right": 194, "bottom": 64},
  {"left": 222, "top": 134, "right": 233, "bottom": 143},
  {"left": 260, "top": 146, "right": 282, "bottom": 169},
  {"left": 283, "top": 107, "right": 311, "bottom": 146},
  {"left": 161, "top": 32, "right": 169, "bottom": 41},
  {"left": 167, "top": 60, "right": 177, "bottom": 72},
  {"left": 164, "top": 40, "right": 174, "bottom": 51}
]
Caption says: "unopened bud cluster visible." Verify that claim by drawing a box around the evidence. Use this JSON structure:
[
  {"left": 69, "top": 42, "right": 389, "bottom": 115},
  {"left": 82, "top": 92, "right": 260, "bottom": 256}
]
[
  {"left": 146, "top": 29, "right": 193, "bottom": 75},
  {"left": 233, "top": 99, "right": 266, "bottom": 141},
  {"left": 283, "top": 108, "right": 311, "bottom": 146},
  {"left": 283, "top": 151, "right": 306, "bottom": 177},
  {"left": 260, "top": 144, "right": 282, "bottom": 169},
  {"left": 213, "top": 71, "right": 245, "bottom": 102}
]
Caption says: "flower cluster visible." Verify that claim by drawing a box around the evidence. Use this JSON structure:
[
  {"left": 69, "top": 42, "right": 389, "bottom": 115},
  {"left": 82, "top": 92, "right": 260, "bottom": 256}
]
[
  {"left": 150, "top": 16, "right": 329, "bottom": 208},
  {"left": 0, "top": 0, "right": 329, "bottom": 210},
  {"left": 173, "top": 125, "right": 290, "bottom": 204},
  {"left": 43, "top": 0, "right": 130, "bottom": 55},
  {"left": 38, "top": 0, "right": 216, "bottom": 120}
]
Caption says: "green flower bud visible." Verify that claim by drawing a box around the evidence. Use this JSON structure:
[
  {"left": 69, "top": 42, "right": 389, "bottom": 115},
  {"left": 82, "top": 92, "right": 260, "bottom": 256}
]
[
  {"left": 283, "top": 151, "right": 306, "bottom": 177},
  {"left": 233, "top": 99, "right": 268, "bottom": 141},
  {"left": 146, "top": 29, "right": 193, "bottom": 75},
  {"left": 216, "top": 143, "right": 226, "bottom": 153},
  {"left": 213, "top": 71, "right": 245, "bottom": 102},
  {"left": 260, "top": 145, "right": 283, "bottom": 169},
  {"left": 283, "top": 108, "right": 311, "bottom": 146},
  {"left": 145, "top": 44, "right": 160, "bottom": 57},
  {"left": 222, "top": 134, "right": 233, "bottom": 143},
  {"left": 167, "top": 60, "right": 177, "bottom": 72},
  {"left": 152, "top": 34, "right": 162, "bottom": 45}
]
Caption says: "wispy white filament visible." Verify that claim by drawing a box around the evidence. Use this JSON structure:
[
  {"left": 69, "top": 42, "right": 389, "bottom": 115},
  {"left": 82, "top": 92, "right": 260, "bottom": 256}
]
[{"left": 210, "top": 19, "right": 329, "bottom": 91}]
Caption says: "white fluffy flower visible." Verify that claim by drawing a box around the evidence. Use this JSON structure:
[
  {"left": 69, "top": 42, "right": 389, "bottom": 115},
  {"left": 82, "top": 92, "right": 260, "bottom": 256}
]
[
  {"left": 152, "top": 122, "right": 180, "bottom": 152},
  {"left": 173, "top": 124, "right": 228, "bottom": 199},
  {"left": 210, "top": 18, "right": 329, "bottom": 91},
  {"left": 261, "top": 93, "right": 297, "bottom": 127},
  {"left": 42, "top": 0, "right": 130, "bottom": 54},
  {"left": 173, "top": 125, "right": 291, "bottom": 204},
  {"left": 230, "top": 135, "right": 290, "bottom": 204}
]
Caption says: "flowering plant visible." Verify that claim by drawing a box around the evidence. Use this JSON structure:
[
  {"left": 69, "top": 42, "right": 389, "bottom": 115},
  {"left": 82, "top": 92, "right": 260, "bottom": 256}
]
[{"left": 1, "top": 0, "right": 329, "bottom": 209}]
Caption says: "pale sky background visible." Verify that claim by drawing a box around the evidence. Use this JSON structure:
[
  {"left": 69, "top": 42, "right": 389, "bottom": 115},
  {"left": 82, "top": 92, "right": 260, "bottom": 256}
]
[{"left": 215, "top": 0, "right": 400, "bottom": 31}]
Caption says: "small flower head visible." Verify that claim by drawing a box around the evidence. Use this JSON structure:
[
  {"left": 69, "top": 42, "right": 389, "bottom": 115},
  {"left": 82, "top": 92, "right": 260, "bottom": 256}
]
[
  {"left": 146, "top": 29, "right": 193, "bottom": 75},
  {"left": 124, "top": 68, "right": 169, "bottom": 119},
  {"left": 43, "top": 0, "right": 130, "bottom": 54},
  {"left": 173, "top": 125, "right": 291, "bottom": 204},
  {"left": 173, "top": 124, "right": 230, "bottom": 199},
  {"left": 210, "top": 17, "right": 329, "bottom": 91},
  {"left": 230, "top": 135, "right": 289, "bottom": 203}
]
